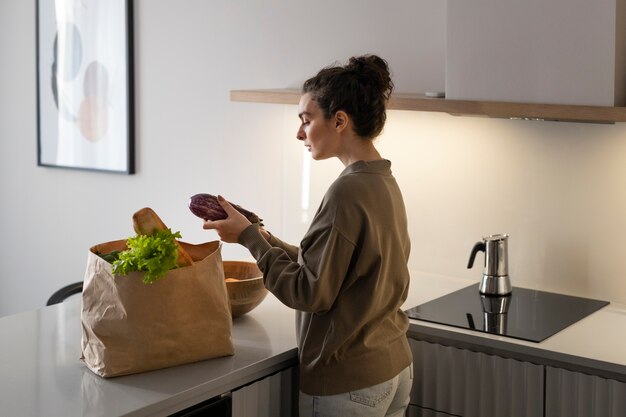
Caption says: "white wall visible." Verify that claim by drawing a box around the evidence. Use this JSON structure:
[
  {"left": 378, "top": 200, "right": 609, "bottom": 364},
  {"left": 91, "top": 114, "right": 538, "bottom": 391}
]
[
  {"left": 0, "top": 0, "right": 445, "bottom": 316},
  {"left": 2, "top": 0, "right": 626, "bottom": 318}
]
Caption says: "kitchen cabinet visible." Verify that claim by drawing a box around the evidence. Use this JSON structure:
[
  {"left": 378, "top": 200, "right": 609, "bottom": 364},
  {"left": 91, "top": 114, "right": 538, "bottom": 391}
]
[
  {"left": 164, "top": 365, "right": 298, "bottom": 417},
  {"left": 446, "top": 0, "right": 626, "bottom": 107},
  {"left": 232, "top": 366, "right": 298, "bottom": 417},
  {"left": 409, "top": 339, "right": 544, "bottom": 417},
  {"left": 545, "top": 366, "right": 626, "bottom": 417},
  {"left": 230, "top": 2, "right": 626, "bottom": 123}
]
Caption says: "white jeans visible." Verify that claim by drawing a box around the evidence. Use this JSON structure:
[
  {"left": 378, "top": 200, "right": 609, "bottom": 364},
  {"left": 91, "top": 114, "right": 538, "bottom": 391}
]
[{"left": 299, "top": 364, "right": 413, "bottom": 417}]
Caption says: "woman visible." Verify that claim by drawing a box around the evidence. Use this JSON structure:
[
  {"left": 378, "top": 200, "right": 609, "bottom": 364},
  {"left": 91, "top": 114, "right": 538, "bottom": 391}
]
[{"left": 204, "top": 54, "right": 413, "bottom": 417}]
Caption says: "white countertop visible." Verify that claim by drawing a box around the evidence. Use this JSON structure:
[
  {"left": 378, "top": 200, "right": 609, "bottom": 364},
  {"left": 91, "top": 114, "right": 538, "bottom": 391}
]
[
  {"left": 2, "top": 272, "right": 625, "bottom": 416},
  {"left": 1, "top": 293, "right": 297, "bottom": 417}
]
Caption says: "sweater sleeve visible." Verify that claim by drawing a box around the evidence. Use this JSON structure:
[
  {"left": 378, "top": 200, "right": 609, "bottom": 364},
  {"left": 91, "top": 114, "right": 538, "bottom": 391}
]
[
  {"left": 267, "top": 232, "right": 299, "bottom": 261},
  {"left": 238, "top": 223, "right": 272, "bottom": 259},
  {"left": 238, "top": 223, "right": 356, "bottom": 313},
  {"left": 237, "top": 224, "right": 299, "bottom": 261}
]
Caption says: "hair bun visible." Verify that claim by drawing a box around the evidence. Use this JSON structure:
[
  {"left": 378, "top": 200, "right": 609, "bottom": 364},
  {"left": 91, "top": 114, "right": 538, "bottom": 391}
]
[
  {"left": 347, "top": 55, "right": 383, "bottom": 71},
  {"left": 347, "top": 56, "right": 368, "bottom": 71},
  {"left": 346, "top": 55, "right": 393, "bottom": 100}
]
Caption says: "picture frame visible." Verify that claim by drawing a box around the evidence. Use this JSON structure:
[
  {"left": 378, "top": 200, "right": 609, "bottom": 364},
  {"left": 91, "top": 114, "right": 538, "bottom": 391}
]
[{"left": 36, "top": 0, "right": 135, "bottom": 174}]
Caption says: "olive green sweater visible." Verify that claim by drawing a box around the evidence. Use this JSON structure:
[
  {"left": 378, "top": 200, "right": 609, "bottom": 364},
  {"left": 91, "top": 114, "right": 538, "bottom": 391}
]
[{"left": 238, "top": 159, "right": 412, "bottom": 395}]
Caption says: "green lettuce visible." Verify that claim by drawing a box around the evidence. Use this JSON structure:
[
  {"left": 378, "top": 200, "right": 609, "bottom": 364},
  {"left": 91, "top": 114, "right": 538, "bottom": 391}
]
[{"left": 112, "top": 229, "right": 182, "bottom": 284}]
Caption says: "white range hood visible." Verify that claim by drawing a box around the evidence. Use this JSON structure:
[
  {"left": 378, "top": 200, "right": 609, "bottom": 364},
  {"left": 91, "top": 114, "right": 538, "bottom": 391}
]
[{"left": 446, "top": 0, "right": 626, "bottom": 107}]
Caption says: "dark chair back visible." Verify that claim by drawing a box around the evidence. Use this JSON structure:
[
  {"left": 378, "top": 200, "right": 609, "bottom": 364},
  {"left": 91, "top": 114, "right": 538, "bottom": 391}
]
[{"left": 47, "top": 282, "right": 83, "bottom": 306}]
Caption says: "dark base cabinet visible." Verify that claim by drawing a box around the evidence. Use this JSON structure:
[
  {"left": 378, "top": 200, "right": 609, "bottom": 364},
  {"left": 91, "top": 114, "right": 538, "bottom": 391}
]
[
  {"left": 231, "top": 366, "right": 298, "bottom": 417},
  {"left": 409, "top": 339, "right": 544, "bottom": 417},
  {"left": 170, "top": 366, "right": 298, "bottom": 417},
  {"left": 409, "top": 335, "right": 626, "bottom": 417},
  {"left": 545, "top": 366, "right": 626, "bottom": 417}
]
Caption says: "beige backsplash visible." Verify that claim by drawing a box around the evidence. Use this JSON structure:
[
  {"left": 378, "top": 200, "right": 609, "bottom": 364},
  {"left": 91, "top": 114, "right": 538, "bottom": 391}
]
[{"left": 280, "top": 107, "right": 626, "bottom": 304}]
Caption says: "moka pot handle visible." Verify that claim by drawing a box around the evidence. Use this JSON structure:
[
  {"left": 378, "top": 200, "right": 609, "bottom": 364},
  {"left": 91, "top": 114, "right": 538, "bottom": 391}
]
[{"left": 467, "top": 242, "right": 486, "bottom": 269}]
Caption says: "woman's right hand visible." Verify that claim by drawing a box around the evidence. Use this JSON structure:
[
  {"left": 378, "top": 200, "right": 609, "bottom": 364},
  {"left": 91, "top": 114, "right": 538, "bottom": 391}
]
[{"left": 202, "top": 195, "right": 252, "bottom": 243}]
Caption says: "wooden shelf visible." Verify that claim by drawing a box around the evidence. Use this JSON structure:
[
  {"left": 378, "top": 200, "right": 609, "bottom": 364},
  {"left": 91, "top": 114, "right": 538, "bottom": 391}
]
[{"left": 230, "top": 89, "right": 626, "bottom": 123}]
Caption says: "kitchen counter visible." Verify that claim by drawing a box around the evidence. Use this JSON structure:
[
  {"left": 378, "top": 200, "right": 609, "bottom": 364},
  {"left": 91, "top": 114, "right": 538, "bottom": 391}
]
[
  {"left": 404, "top": 273, "right": 626, "bottom": 382},
  {"left": 405, "top": 272, "right": 626, "bottom": 383},
  {"left": 2, "top": 272, "right": 625, "bottom": 416},
  {"left": 0, "top": 293, "right": 298, "bottom": 417}
]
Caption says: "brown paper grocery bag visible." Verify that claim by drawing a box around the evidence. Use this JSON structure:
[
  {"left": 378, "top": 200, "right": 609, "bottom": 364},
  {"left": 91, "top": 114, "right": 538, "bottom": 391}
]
[{"left": 80, "top": 239, "right": 234, "bottom": 377}]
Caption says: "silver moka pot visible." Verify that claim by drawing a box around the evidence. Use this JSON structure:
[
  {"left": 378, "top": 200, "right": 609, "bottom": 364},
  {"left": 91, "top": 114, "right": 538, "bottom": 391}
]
[{"left": 467, "top": 234, "right": 512, "bottom": 295}]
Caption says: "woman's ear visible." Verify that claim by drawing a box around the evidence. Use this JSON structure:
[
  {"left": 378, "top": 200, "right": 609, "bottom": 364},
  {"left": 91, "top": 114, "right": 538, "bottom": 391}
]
[{"left": 334, "top": 111, "right": 349, "bottom": 131}]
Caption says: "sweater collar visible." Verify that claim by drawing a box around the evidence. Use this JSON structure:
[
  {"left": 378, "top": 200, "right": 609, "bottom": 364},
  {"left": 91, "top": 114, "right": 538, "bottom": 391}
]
[{"left": 340, "top": 159, "right": 392, "bottom": 176}]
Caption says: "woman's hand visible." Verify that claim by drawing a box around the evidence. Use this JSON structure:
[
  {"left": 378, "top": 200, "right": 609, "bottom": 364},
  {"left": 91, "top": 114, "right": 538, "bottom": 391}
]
[{"left": 203, "top": 195, "right": 252, "bottom": 243}]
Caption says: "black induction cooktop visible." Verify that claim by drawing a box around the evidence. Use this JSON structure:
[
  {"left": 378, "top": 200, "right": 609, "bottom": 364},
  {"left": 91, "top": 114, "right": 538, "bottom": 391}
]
[{"left": 405, "top": 285, "right": 609, "bottom": 343}]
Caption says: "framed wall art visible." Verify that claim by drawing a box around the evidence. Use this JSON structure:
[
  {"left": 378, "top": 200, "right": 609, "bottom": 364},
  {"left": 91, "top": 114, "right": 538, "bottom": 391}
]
[{"left": 36, "top": 0, "right": 135, "bottom": 174}]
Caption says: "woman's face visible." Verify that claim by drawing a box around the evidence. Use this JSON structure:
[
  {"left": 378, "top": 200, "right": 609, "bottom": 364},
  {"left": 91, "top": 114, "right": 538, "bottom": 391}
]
[{"left": 296, "top": 93, "right": 339, "bottom": 160}]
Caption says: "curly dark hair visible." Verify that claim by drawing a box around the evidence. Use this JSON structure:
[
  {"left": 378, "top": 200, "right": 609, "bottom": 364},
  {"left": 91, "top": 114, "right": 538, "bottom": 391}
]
[{"left": 302, "top": 55, "right": 394, "bottom": 139}]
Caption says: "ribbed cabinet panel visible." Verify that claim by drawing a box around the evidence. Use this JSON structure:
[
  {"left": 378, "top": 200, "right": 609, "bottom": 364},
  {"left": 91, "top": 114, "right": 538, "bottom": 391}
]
[
  {"left": 545, "top": 366, "right": 626, "bottom": 417},
  {"left": 409, "top": 339, "right": 543, "bottom": 417},
  {"left": 232, "top": 367, "right": 296, "bottom": 417}
]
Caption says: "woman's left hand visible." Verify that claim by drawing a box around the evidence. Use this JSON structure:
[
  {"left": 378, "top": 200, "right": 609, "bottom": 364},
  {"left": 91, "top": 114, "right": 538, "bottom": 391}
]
[{"left": 202, "top": 195, "right": 252, "bottom": 243}]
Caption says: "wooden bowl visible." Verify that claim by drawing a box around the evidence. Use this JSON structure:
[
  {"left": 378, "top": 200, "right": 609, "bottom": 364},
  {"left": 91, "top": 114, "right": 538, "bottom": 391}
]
[{"left": 223, "top": 261, "right": 268, "bottom": 317}]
